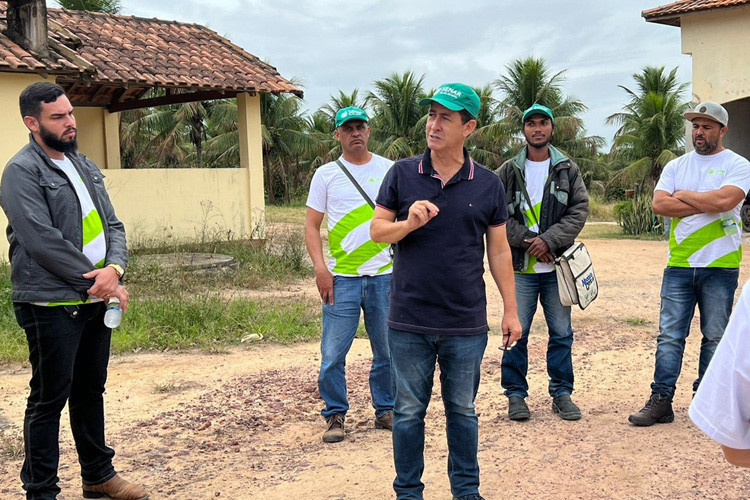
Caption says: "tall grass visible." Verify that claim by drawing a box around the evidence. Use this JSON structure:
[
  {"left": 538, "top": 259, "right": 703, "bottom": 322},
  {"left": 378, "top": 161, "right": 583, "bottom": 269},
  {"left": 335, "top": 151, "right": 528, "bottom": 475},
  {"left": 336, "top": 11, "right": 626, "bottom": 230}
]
[
  {"left": 588, "top": 193, "right": 615, "bottom": 221},
  {"left": 0, "top": 226, "right": 317, "bottom": 365}
]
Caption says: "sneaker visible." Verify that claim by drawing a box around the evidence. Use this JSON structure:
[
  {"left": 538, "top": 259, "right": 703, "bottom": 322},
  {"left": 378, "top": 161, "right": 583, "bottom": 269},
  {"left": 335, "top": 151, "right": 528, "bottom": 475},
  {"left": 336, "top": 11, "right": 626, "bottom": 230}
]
[
  {"left": 374, "top": 411, "right": 393, "bottom": 430},
  {"left": 552, "top": 394, "right": 582, "bottom": 420},
  {"left": 628, "top": 394, "right": 674, "bottom": 426},
  {"left": 453, "top": 495, "right": 485, "bottom": 500},
  {"left": 82, "top": 473, "right": 149, "bottom": 499},
  {"left": 322, "top": 414, "right": 345, "bottom": 443},
  {"left": 508, "top": 396, "right": 531, "bottom": 421}
]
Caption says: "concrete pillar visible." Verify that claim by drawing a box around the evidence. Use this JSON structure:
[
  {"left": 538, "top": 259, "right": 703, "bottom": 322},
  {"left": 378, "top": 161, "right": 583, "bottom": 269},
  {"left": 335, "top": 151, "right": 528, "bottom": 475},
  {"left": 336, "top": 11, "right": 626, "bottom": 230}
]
[
  {"left": 237, "top": 92, "right": 265, "bottom": 238},
  {"left": 103, "top": 110, "right": 121, "bottom": 169}
]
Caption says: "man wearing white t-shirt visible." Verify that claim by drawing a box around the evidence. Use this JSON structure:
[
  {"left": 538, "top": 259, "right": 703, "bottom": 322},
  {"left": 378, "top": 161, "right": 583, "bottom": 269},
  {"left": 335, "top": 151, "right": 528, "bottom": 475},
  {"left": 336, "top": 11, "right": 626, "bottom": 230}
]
[
  {"left": 690, "top": 280, "right": 750, "bottom": 467},
  {"left": 496, "top": 104, "right": 589, "bottom": 422},
  {"left": 630, "top": 102, "right": 750, "bottom": 426},
  {"left": 305, "top": 106, "right": 394, "bottom": 442}
]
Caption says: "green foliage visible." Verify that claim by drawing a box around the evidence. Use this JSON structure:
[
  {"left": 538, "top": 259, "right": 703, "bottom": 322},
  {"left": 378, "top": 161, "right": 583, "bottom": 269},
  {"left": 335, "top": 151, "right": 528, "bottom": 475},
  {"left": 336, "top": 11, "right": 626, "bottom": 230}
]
[
  {"left": 624, "top": 317, "right": 652, "bottom": 326},
  {"left": 607, "top": 66, "right": 689, "bottom": 190},
  {"left": 494, "top": 57, "right": 605, "bottom": 183},
  {"left": 56, "top": 0, "right": 121, "bottom": 13},
  {"left": 111, "top": 294, "right": 320, "bottom": 354},
  {"left": 122, "top": 61, "right": 696, "bottom": 207},
  {"left": 0, "top": 229, "right": 316, "bottom": 364},
  {"left": 614, "top": 193, "right": 663, "bottom": 236},
  {"left": 366, "top": 71, "right": 428, "bottom": 159}
]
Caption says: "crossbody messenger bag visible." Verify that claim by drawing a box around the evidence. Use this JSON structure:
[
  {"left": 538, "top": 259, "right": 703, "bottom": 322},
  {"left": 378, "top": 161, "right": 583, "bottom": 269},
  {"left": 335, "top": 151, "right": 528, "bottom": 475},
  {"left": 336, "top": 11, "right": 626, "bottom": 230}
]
[
  {"left": 511, "top": 164, "right": 598, "bottom": 310},
  {"left": 335, "top": 159, "right": 394, "bottom": 258}
]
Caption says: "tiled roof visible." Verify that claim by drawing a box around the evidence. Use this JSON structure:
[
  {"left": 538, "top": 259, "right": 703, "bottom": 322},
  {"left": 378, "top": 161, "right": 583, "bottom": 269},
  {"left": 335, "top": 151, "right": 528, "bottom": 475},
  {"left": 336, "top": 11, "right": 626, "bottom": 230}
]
[
  {"left": 0, "top": 2, "right": 301, "bottom": 106},
  {"left": 643, "top": 0, "right": 750, "bottom": 25}
]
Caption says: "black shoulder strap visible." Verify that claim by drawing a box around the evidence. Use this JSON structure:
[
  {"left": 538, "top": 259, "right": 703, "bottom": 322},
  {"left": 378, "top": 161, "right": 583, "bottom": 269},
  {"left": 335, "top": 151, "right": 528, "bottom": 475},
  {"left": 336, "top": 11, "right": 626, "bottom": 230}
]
[
  {"left": 512, "top": 162, "right": 539, "bottom": 226},
  {"left": 336, "top": 159, "right": 374, "bottom": 209}
]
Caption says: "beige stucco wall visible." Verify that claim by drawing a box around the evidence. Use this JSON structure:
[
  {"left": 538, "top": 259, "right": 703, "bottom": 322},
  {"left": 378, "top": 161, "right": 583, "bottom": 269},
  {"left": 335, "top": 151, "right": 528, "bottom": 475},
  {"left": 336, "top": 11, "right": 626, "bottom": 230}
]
[
  {"left": 104, "top": 168, "right": 254, "bottom": 246},
  {"left": 681, "top": 5, "right": 750, "bottom": 103},
  {"left": 0, "top": 73, "right": 48, "bottom": 168},
  {"left": 680, "top": 5, "right": 750, "bottom": 159},
  {"left": 0, "top": 75, "right": 265, "bottom": 256}
]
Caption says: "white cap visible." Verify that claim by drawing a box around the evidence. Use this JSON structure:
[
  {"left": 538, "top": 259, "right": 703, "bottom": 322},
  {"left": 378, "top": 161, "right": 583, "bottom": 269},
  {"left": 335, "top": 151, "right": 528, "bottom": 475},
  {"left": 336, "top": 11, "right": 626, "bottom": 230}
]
[{"left": 684, "top": 101, "right": 729, "bottom": 127}]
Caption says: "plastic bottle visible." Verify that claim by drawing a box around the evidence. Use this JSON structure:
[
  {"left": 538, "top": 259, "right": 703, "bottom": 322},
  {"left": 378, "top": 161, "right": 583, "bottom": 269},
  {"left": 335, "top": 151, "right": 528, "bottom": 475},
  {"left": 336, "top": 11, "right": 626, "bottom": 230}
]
[
  {"left": 720, "top": 212, "right": 739, "bottom": 236},
  {"left": 104, "top": 297, "right": 123, "bottom": 328}
]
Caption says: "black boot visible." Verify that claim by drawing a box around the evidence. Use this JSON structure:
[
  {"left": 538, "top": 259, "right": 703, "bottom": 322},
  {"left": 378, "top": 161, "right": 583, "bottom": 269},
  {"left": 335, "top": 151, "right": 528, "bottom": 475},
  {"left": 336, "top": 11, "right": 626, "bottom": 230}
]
[
  {"left": 628, "top": 394, "right": 674, "bottom": 426},
  {"left": 508, "top": 396, "right": 530, "bottom": 421}
]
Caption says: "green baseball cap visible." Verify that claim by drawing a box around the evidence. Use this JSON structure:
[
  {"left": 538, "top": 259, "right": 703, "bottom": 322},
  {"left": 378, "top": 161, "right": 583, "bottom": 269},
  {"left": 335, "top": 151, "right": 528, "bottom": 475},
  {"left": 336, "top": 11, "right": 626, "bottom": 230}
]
[
  {"left": 522, "top": 103, "right": 554, "bottom": 123},
  {"left": 419, "top": 83, "right": 480, "bottom": 119},
  {"left": 335, "top": 106, "right": 369, "bottom": 128}
]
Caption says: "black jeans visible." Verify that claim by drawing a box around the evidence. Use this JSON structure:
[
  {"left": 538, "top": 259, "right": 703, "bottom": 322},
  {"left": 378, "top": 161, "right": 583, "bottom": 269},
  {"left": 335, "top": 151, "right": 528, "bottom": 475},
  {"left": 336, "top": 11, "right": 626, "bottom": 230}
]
[{"left": 14, "top": 302, "right": 116, "bottom": 500}]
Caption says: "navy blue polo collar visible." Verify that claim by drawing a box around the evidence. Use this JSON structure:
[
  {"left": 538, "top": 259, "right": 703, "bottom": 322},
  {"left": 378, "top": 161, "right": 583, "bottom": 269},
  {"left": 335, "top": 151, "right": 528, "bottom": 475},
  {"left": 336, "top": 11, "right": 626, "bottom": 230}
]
[{"left": 418, "top": 147, "right": 475, "bottom": 183}]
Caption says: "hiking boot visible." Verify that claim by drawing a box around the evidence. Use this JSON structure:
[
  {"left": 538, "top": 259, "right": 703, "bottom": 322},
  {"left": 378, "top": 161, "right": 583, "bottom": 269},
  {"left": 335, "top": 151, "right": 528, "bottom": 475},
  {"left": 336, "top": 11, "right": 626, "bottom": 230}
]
[
  {"left": 453, "top": 495, "right": 485, "bottom": 500},
  {"left": 508, "top": 396, "right": 530, "bottom": 421},
  {"left": 82, "top": 474, "right": 149, "bottom": 499},
  {"left": 552, "top": 394, "right": 582, "bottom": 420},
  {"left": 628, "top": 394, "right": 674, "bottom": 426},
  {"left": 323, "top": 414, "right": 345, "bottom": 443},
  {"left": 374, "top": 411, "right": 393, "bottom": 430}
]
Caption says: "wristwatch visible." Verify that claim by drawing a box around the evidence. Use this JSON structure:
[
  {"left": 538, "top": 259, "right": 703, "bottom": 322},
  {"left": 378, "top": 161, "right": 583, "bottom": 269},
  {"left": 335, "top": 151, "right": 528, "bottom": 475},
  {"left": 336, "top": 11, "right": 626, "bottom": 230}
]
[{"left": 108, "top": 263, "right": 125, "bottom": 278}]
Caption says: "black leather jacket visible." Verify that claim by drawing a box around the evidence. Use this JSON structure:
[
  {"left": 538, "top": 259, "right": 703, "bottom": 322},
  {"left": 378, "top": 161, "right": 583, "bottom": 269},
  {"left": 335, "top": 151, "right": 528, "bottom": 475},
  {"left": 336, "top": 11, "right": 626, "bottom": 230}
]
[
  {"left": 496, "top": 145, "right": 589, "bottom": 272},
  {"left": 0, "top": 136, "right": 127, "bottom": 302}
]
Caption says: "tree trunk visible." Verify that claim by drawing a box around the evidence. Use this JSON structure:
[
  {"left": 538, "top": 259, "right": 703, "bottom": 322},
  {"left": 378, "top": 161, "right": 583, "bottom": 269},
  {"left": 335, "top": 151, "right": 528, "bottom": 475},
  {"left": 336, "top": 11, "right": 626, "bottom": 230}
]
[{"left": 264, "top": 159, "right": 276, "bottom": 204}]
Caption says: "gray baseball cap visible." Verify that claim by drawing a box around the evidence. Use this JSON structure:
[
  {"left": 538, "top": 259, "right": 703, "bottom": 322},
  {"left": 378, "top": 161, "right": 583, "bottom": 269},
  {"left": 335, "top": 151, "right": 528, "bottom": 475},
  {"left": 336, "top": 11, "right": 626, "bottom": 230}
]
[{"left": 684, "top": 101, "right": 729, "bottom": 127}]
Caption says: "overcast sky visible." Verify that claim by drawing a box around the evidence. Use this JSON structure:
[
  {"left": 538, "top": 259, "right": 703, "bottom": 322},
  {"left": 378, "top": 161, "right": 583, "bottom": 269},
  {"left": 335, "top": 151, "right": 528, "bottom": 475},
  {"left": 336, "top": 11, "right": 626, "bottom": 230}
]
[{"left": 70, "top": 0, "right": 693, "bottom": 146}]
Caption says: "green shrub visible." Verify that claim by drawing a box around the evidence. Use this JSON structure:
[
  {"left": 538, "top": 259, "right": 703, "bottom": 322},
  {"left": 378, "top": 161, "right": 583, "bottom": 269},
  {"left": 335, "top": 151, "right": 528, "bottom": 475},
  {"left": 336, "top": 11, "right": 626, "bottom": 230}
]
[{"left": 615, "top": 193, "right": 663, "bottom": 236}]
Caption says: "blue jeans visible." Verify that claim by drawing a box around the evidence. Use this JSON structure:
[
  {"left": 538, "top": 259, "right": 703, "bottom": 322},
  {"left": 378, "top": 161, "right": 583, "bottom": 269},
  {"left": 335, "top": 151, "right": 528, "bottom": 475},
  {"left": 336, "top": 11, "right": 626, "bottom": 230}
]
[
  {"left": 13, "top": 302, "right": 116, "bottom": 500},
  {"left": 318, "top": 274, "right": 393, "bottom": 420},
  {"left": 501, "top": 272, "right": 574, "bottom": 398},
  {"left": 388, "top": 328, "right": 487, "bottom": 500},
  {"left": 651, "top": 267, "right": 739, "bottom": 399}
]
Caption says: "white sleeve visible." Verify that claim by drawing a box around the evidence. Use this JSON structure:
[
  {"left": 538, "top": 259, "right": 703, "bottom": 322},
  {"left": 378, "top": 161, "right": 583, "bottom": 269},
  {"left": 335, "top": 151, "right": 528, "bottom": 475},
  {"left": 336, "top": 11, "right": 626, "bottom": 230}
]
[
  {"left": 689, "top": 280, "right": 750, "bottom": 449},
  {"left": 654, "top": 159, "right": 676, "bottom": 194},
  {"left": 720, "top": 155, "right": 750, "bottom": 194},
  {"left": 306, "top": 168, "right": 328, "bottom": 214}
]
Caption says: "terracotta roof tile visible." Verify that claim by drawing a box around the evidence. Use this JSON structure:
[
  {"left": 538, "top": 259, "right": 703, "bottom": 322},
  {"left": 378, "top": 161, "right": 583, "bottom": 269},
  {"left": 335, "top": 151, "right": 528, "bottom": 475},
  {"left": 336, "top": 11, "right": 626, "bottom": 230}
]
[
  {"left": 643, "top": 0, "right": 750, "bottom": 25},
  {"left": 0, "top": 1, "right": 301, "bottom": 100}
]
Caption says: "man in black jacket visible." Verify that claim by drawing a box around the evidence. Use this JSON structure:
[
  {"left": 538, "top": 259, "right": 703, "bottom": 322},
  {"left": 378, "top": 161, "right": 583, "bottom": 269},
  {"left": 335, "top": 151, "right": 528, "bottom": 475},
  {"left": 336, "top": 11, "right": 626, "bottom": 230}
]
[
  {"left": 0, "top": 82, "right": 147, "bottom": 500},
  {"left": 496, "top": 104, "right": 589, "bottom": 422}
]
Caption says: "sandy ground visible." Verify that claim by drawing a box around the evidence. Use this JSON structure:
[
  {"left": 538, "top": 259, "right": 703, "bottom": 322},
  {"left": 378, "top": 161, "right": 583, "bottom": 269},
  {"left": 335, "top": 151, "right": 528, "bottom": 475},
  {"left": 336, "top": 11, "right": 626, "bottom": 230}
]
[{"left": 2, "top": 238, "right": 750, "bottom": 499}]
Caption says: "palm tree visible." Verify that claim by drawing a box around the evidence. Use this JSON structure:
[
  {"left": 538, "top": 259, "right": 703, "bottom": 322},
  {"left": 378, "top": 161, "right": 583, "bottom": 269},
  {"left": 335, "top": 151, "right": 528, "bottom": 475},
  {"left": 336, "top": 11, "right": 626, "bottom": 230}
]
[
  {"left": 120, "top": 98, "right": 209, "bottom": 168},
  {"left": 366, "top": 71, "right": 427, "bottom": 159},
  {"left": 320, "top": 89, "right": 366, "bottom": 129},
  {"left": 606, "top": 66, "right": 689, "bottom": 190},
  {"left": 204, "top": 99, "right": 241, "bottom": 167},
  {"left": 56, "top": 0, "right": 121, "bottom": 13},
  {"left": 467, "top": 84, "right": 515, "bottom": 167},
  {"left": 495, "top": 56, "right": 604, "bottom": 181},
  {"left": 260, "top": 92, "right": 324, "bottom": 203}
]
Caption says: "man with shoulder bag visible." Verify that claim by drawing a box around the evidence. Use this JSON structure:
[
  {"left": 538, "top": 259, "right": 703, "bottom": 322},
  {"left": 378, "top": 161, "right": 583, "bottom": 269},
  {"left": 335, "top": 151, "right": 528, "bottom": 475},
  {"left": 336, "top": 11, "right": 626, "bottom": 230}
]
[
  {"left": 305, "top": 106, "right": 394, "bottom": 443},
  {"left": 496, "top": 104, "right": 589, "bottom": 422}
]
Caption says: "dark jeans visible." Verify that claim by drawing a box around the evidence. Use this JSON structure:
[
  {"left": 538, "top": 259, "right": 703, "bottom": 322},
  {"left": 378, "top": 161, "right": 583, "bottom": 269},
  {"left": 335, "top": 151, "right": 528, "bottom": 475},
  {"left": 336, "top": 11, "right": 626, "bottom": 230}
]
[
  {"left": 501, "top": 272, "right": 574, "bottom": 398},
  {"left": 14, "top": 302, "right": 116, "bottom": 500},
  {"left": 388, "top": 328, "right": 487, "bottom": 500},
  {"left": 651, "top": 267, "right": 739, "bottom": 399}
]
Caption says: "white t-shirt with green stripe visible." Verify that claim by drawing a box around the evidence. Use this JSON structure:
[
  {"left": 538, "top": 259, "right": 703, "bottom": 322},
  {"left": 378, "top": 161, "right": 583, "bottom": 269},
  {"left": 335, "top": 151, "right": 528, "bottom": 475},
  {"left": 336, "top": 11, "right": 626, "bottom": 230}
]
[
  {"left": 518, "top": 158, "right": 555, "bottom": 274},
  {"left": 655, "top": 149, "right": 750, "bottom": 268},
  {"left": 306, "top": 154, "right": 393, "bottom": 277},
  {"left": 36, "top": 157, "right": 106, "bottom": 306}
]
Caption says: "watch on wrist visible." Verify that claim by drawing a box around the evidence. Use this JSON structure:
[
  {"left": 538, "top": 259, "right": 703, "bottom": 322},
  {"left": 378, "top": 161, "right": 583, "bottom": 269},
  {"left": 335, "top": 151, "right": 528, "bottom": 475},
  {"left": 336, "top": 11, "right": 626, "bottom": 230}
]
[{"left": 108, "top": 264, "right": 124, "bottom": 278}]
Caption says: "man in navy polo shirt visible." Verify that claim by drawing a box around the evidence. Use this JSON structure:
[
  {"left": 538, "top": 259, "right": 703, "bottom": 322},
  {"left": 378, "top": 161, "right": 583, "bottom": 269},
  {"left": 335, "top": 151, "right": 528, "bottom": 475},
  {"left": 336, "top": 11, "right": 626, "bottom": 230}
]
[{"left": 371, "top": 83, "right": 522, "bottom": 500}]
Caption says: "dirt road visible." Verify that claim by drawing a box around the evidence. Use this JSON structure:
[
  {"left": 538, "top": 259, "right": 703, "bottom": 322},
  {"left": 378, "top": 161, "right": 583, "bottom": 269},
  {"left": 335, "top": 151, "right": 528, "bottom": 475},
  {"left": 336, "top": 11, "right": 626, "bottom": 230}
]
[{"left": 2, "top": 239, "right": 749, "bottom": 499}]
